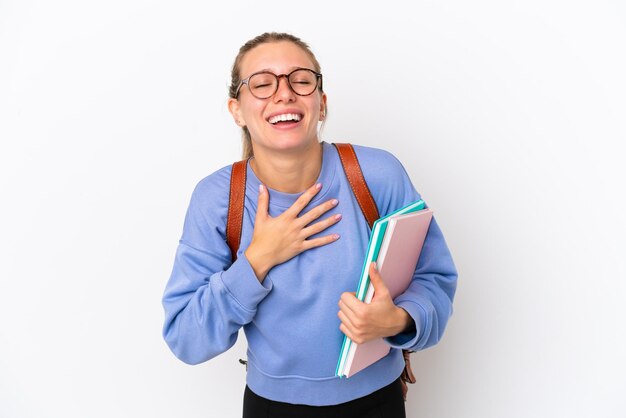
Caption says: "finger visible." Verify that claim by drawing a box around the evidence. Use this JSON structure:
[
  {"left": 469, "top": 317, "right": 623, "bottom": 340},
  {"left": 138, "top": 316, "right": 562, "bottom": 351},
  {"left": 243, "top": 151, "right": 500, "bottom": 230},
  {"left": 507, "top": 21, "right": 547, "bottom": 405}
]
[
  {"left": 339, "top": 321, "right": 366, "bottom": 345},
  {"left": 337, "top": 309, "right": 356, "bottom": 331},
  {"left": 301, "top": 213, "right": 342, "bottom": 238},
  {"left": 298, "top": 198, "right": 339, "bottom": 227},
  {"left": 301, "top": 233, "right": 340, "bottom": 251},
  {"left": 284, "top": 182, "right": 322, "bottom": 218},
  {"left": 255, "top": 184, "right": 269, "bottom": 221},
  {"left": 338, "top": 292, "right": 362, "bottom": 316},
  {"left": 338, "top": 296, "right": 354, "bottom": 316},
  {"left": 339, "top": 323, "right": 357, "bottom": 343},
  {"left": 368, "top": 262, "right": 389, "bottom": 299},
  {"left": 369, "top": 262, "right": 389, "bottom": 300}
]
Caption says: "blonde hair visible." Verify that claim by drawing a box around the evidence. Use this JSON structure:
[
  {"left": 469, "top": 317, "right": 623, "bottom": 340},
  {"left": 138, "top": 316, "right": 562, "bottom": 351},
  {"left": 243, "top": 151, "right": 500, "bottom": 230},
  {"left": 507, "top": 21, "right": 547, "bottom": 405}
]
[{"left": 228, "top": 32, "right": 325, "bottom": 159}]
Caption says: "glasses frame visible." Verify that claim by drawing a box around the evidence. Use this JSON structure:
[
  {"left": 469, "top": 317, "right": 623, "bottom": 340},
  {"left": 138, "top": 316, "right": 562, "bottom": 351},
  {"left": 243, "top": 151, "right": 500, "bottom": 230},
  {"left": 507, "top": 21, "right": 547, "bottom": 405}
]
[{"left": 235, "top": 67, "right": 323, "bottom": 99}]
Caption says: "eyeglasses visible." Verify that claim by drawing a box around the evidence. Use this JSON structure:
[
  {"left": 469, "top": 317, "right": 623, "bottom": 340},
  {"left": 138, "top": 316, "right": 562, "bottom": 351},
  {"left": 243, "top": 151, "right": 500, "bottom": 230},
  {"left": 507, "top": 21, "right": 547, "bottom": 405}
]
[{"left": 235, "top": 68, "right": 323, "bottom": 99}]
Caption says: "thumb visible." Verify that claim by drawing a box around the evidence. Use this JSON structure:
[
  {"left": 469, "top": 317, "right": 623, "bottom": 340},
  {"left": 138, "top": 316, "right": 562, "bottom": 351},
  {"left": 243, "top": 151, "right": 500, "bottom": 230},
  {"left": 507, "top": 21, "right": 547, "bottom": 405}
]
[
  {"left": 255, "top": 184, "right": 269, "bottom": 221},
  {"left": 368, "top": 262, "right": 389, "bottom": 299}
]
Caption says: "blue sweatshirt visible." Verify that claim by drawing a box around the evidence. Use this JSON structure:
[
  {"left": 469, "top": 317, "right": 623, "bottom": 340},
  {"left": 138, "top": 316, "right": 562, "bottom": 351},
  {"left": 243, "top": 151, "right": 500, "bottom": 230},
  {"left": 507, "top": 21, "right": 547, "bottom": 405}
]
[{"left": 162, "top": 142, "right": 457, "bottom": 406}]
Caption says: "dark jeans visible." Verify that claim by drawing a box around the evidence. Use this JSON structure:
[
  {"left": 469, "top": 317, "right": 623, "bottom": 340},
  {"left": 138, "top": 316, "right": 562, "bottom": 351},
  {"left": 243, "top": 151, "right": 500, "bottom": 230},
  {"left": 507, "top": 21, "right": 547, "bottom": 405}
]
[{"left": 243, "top": 377, "right": 406, "bottom": 418}]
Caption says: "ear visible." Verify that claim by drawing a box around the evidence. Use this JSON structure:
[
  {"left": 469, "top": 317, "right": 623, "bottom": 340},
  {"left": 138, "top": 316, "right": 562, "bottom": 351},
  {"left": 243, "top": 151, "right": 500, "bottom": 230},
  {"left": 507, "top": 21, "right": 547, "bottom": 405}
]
[
  {"left": 228, "top": 98, "right": 245, "bottom": 127},
  {"left": 319, "top": 93, "right": 327, "bottom": 121}
]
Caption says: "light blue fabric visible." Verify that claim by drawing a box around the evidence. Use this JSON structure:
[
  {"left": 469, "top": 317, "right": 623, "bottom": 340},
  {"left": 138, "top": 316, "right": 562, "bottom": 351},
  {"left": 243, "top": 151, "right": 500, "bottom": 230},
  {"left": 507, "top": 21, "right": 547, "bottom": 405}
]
[{"left": 162, "top": 142, "right": 458, "bottom": 405}]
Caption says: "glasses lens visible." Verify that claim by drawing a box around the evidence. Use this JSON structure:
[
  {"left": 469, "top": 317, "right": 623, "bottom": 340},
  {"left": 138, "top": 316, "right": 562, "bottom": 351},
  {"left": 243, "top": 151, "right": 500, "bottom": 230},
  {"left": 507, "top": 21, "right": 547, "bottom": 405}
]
[
  {"left": 288, "top": 69, "right": 318, "bottom": 96},
  {"left": 248, "top": 73, "right": 278, "bottom": 99}
]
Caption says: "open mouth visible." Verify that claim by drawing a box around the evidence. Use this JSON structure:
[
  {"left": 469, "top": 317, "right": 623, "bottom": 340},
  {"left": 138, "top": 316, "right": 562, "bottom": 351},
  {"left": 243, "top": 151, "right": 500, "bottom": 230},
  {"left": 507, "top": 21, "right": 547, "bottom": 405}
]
[{"left": 267, "top": 113, "right": 303, "bottom": 125}]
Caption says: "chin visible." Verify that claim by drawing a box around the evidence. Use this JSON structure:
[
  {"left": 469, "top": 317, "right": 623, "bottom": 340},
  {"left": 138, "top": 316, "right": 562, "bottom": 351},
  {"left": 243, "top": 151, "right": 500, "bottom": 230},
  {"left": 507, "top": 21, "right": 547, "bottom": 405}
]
[{"left": 263, "top": 135, "right": 319, "bottom": 152}]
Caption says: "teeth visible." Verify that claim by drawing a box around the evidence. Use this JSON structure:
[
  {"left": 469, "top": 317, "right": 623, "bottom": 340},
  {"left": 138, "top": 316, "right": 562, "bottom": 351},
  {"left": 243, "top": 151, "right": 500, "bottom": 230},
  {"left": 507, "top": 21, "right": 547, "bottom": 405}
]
[{"left": 269, "top": 113, "right": 301, "bottom": 124}]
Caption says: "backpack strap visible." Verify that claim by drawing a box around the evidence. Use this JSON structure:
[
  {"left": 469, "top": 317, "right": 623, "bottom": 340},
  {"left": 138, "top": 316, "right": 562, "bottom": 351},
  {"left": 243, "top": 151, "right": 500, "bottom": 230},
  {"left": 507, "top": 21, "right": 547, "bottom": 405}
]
[
  {"left": 225, "top": 159, "right": 248, "bottom": 262},
  {"left": 332, "top": 143, "right": 379, "bottom": 228}
]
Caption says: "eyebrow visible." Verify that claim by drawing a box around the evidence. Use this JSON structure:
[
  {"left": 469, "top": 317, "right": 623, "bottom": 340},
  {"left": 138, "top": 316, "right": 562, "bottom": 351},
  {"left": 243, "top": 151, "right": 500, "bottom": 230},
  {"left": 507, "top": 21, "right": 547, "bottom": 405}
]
[{"left": 247, "top": 66, "right": 308, "bottom": 75}]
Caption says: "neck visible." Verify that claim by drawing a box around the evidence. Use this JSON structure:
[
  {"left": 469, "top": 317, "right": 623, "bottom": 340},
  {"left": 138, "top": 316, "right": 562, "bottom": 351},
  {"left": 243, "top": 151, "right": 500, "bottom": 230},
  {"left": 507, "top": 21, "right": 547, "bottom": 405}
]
[{"left": 250, "top": 141, "right": 323, "bottom": 193}]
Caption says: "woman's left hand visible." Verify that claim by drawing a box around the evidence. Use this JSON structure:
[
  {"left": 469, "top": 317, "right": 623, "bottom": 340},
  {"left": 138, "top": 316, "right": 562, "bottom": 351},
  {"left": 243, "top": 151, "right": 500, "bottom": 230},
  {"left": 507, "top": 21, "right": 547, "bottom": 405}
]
[{"left": 338, "top": 262, "right": 415, "bottom": 344}]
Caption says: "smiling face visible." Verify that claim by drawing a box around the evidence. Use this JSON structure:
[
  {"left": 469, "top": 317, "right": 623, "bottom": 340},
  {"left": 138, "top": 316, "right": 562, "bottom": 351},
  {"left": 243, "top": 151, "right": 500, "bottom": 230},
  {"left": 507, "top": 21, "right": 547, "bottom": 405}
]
[{"left": 228, "top": 41, "right": 327, "bottom": 156}]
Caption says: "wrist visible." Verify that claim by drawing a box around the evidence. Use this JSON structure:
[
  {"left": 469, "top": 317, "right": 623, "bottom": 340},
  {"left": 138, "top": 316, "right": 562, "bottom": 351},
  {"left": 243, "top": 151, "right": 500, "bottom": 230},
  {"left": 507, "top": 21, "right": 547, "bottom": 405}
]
[
  {"left": 392, "top": 306, "right": 414, "bottom": 335},
  {"left": 244, "top": 246, "right": 272, "bottom": 282}
]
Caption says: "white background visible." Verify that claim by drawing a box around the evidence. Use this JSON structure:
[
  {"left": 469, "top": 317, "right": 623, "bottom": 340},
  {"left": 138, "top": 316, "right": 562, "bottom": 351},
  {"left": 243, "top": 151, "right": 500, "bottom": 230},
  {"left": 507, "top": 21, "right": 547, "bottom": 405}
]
[{"left": 1, "top": 1, "right": 625, "bottom": 417}]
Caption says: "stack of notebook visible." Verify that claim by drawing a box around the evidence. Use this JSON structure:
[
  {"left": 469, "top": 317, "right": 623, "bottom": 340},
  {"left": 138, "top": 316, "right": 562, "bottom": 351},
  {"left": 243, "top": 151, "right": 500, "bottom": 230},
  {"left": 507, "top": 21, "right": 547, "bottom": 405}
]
[{"left": 336, "top": 200, "right": 433, "bottom": 378}]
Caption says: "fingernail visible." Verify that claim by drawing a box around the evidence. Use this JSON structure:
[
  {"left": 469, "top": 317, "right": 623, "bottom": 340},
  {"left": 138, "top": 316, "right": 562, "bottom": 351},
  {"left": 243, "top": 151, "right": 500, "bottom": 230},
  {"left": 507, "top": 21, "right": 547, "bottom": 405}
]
[
  {"left": 334, "top": 214, "right": 342, "bottom": 221},
  {"left": 315, "top": 183, "right": 322, "bottom": 190},
  {"left": 259, "top": 184, "right": 264, "bottom": 193},
  {"left": 334, "top": 234, "right": 340, "bottom": 240},
  {"left": 331, "top": 199, "right": 338, "bottom": 206}
]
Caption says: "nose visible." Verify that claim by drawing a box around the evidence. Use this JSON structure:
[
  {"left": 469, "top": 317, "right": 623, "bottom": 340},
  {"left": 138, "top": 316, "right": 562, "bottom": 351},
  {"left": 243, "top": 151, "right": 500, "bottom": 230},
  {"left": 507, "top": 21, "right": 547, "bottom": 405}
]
[{"left": 273, "top": 75, "right": 296, "bottom": 102}]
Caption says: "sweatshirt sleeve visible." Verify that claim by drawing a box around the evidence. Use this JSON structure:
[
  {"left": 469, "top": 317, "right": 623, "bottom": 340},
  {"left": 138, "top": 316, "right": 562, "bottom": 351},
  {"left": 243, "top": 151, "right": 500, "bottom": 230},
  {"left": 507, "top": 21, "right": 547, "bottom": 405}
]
[
  {"left": 356, "top": 146, "right": 458, "bottom": 352},
  {"left": 162, "top": 172, "right": 272, "bottom": 365}
]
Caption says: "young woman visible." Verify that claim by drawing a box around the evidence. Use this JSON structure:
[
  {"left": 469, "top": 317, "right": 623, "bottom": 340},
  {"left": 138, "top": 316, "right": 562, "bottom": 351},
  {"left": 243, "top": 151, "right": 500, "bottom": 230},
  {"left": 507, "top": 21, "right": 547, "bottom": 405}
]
[{"left": 162, "top": 32, "right": 458, "bottom": 418}]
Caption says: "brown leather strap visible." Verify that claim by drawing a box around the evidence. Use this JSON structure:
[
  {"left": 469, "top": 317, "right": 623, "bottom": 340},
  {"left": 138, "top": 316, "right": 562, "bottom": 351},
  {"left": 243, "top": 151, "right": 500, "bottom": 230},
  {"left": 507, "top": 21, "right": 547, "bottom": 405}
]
[
  {"left": 226, "top": 159, "right": 248, "bottom": 262},
  {"left": 332, "top": 143, "right": 379, "bottom": 228},
  {"left": 400, "top": 350, "right": 417, "bottom": 400}
]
